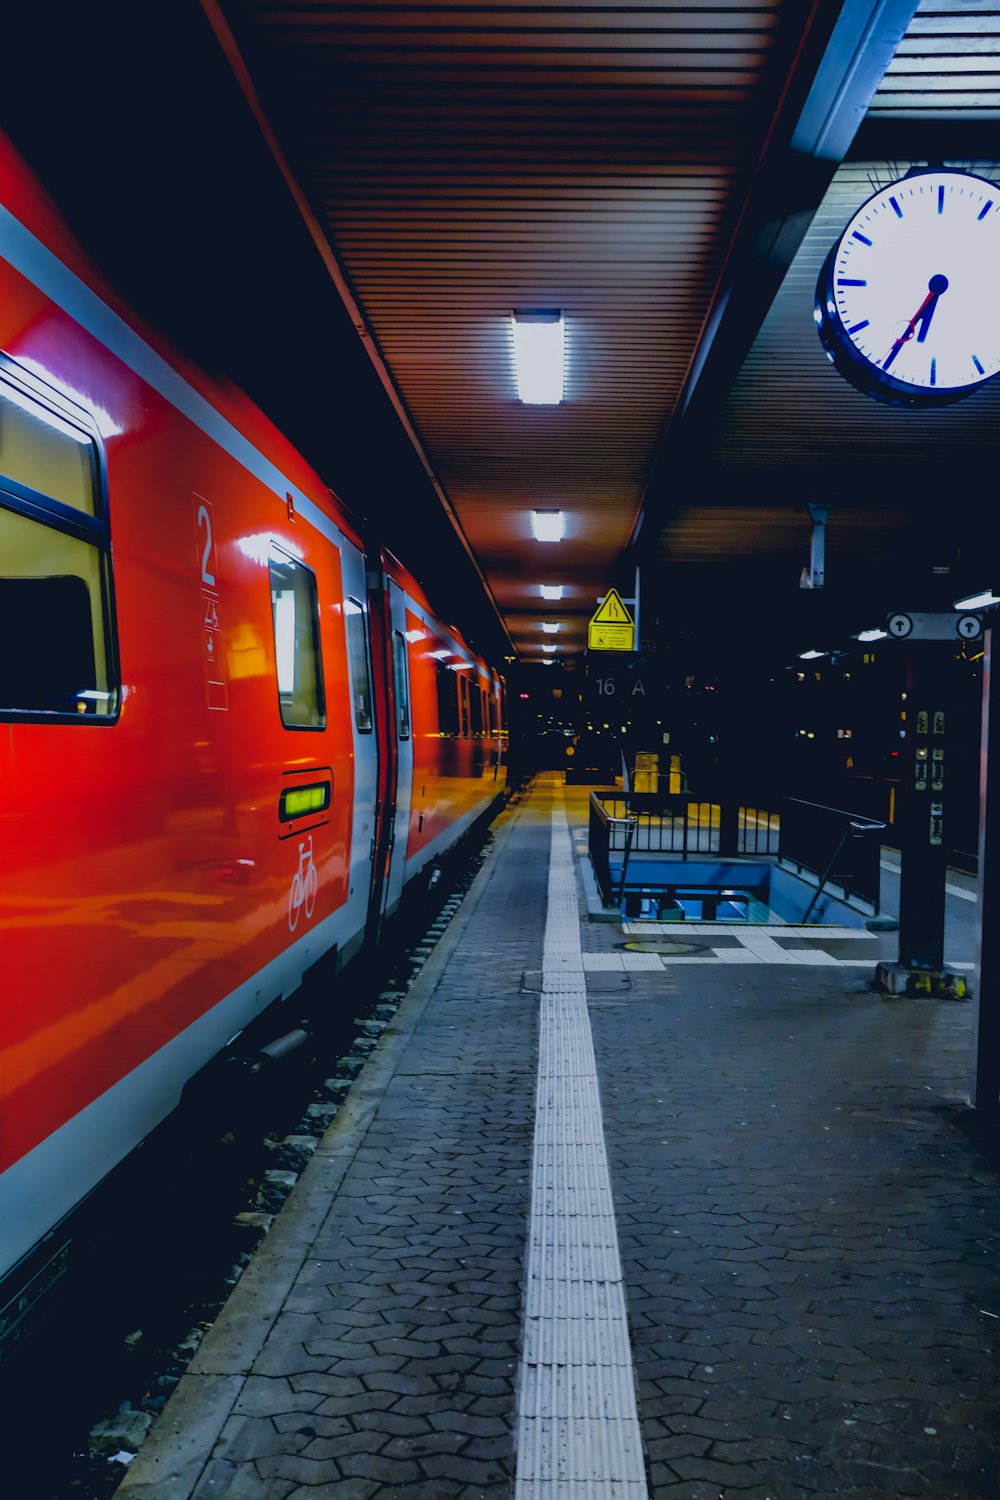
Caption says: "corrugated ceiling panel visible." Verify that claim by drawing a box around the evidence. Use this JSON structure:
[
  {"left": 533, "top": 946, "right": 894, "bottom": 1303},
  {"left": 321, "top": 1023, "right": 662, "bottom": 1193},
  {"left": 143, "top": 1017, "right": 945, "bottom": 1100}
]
[
  {"left": 230, "top": 0, "right": 799, "bottom": 654},
  {"left": 872, "top": 0, "right": 1000, "bottom": 116}
]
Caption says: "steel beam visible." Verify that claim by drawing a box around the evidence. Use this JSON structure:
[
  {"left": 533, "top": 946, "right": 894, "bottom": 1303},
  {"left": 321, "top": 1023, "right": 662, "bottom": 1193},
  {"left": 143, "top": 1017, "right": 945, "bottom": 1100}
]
[{"left": 631, "top": 0, "right": 921, "bottom": 557}]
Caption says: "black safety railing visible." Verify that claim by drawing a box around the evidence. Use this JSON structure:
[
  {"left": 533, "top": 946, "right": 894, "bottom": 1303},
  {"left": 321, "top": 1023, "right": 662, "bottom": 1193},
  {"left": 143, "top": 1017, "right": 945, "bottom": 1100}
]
[
  {"left": 780, "top": 796, "right": 885, "bottom": 913},
  {"left": 739, "top": 804, "right": 781, "bottom": 856},
  {"left": 595, "top": 793, "right": 780, "bottom": 859},
  {"left": 588, "top": 789, "right": 883, "bottom": 915},
  {"left": 588, "top": 793, "right": 637, "bottom": 906}
]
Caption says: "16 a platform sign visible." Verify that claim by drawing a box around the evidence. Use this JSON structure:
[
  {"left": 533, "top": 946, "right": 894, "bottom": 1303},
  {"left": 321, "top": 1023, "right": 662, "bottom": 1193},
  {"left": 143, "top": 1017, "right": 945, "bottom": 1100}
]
[{"left": 584, "top": 652, "right": 646, "bottom": 705}]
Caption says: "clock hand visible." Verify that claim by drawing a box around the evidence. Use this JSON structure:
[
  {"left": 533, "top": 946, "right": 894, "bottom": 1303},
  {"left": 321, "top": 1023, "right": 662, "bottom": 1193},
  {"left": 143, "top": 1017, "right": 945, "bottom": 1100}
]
[
  {"left": 883, "top": 274, "right": 949, "bottom": 369},
  {"left": 917, "top": 273, "right": 949, "bottom": 343}
]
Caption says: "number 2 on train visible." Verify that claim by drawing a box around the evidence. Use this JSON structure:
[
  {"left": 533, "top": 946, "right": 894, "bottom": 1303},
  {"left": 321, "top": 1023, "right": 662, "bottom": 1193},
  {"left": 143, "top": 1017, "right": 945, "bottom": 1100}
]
[{"left": 196, "top": 498, "right": 217, "bottom": 588}]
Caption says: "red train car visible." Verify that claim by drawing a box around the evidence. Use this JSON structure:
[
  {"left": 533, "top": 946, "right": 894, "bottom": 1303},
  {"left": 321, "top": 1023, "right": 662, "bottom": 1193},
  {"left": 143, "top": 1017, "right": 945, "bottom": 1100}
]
[{"left": 0, "top": 131, "right": 507, "bottom": 1353}]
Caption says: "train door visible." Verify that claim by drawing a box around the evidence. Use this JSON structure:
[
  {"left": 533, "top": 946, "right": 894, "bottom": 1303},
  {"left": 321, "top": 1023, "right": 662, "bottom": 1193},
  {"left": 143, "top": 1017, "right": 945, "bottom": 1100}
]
[
  {"left": 339, "top": 544, "right": 380, "bottom": 956},
  {"left": 362, "top": 556, "right": 397, "bottom": 945},
  {"left": 380, "top": 577, "right": 414, "bottom": 922}
]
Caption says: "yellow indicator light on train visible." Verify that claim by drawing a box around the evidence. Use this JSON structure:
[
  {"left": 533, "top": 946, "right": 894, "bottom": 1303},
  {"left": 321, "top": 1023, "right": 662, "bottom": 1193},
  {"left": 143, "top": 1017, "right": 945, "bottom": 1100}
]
[{"left": 280, "top": 784, "right": 330, "bottom": 820}]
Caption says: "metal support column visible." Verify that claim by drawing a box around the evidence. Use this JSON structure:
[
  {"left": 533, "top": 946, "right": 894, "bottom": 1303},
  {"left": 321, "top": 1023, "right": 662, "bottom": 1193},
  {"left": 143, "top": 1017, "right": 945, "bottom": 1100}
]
[
  {"left": 898, "top": 645, "right": 947, "bottom": 968},
  {"left": 973, "top": 626, "right": 1000, "bottom": 1112},
  {"left": 877, "top": 642, "right": 967, "bottom": 998}
]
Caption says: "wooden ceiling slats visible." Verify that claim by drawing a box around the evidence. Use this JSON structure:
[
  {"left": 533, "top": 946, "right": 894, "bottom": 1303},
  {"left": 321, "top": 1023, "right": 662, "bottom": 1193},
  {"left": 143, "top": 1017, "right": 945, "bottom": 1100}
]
[
  {"left": 224, "top": 0, "right": 856, "bottom": 649},
  {"left": 248, "top": 5, "right": 784, "bottom": 28}
]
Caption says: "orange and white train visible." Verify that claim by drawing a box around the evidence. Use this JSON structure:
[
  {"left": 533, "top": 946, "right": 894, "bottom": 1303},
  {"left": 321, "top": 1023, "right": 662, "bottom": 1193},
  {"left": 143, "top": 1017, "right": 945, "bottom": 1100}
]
[{"left": 0, "top": 131, "right": 507, "bottom": 1352}]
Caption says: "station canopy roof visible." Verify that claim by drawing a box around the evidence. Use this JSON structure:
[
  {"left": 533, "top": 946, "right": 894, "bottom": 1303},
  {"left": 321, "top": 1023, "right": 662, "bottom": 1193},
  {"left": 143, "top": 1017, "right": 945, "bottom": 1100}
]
[{"left": 5, "top": 1, "right": 1000, "bottom": 672}]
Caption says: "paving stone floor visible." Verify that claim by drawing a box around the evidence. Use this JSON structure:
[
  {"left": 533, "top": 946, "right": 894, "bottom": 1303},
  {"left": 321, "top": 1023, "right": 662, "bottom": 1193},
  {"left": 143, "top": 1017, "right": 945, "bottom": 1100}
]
[
  {"left": 119, "top": 777, "right": 1000, "bottom": 1499},
  {"left": 584, "top": 854, "right": 1000, "bottom": 1497}
]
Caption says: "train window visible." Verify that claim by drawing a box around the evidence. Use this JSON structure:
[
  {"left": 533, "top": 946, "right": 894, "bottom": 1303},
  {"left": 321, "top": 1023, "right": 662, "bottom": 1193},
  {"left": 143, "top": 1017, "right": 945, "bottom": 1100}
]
[
  {"left": 392, "top": 629, "right": 410, "bottom": 740},
  {"left": 269, "top": 548, "right": 326, "bottom": 729},
  {"left": 0, "top": 380, "right": 96, "bottom": 515},
  {"left": 344, "top": 597, "right": 373, "bottom": 733},
  {"left": 458, "top": 672, "right": 471, "bottom": 738},
  {"left": 0, "top": 375, "right": 116, "bottom": 721},
  {"left": 435, "top": 658, "right": 459, "bottom": 736},
  {"left": 470, "top": 678, "right": 485, "bottom": 735}
]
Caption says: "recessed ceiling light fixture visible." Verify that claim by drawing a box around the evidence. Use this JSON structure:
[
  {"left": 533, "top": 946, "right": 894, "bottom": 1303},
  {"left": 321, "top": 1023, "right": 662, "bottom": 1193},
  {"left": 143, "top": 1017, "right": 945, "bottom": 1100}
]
[
  {"left": 798, "top": 649, "right": 826, "bottom": 660},
  {"left": 540, "top": 584, "right": 563, "bottom": 600},
  {"left": 542, "top": 644, "right": 557, "bottom": 654},
  {"left": 855, "top": 628, "right": 888, "bottom": 642},
  {"left": 541, "top": 622, "right": 560, "bottom": 635},
  {"left": 512, "top": 309, "right": 565, "bottom": 404},
  {"left": 531, "top": 510, "right": 565, "bottom": 542}
]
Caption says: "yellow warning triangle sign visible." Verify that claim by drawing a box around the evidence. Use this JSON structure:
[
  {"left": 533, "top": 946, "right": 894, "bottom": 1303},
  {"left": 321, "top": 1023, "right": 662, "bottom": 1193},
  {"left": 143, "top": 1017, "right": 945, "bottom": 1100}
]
[{"left": 590, "top": 587, "right": 634, "bottom": 628}]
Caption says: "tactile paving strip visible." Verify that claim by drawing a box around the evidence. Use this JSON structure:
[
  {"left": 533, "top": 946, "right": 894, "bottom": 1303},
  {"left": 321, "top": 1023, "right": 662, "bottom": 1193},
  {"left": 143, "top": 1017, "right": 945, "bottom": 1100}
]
[{"left": 515, "top": 788, "right": 649, "bottom": 1498}]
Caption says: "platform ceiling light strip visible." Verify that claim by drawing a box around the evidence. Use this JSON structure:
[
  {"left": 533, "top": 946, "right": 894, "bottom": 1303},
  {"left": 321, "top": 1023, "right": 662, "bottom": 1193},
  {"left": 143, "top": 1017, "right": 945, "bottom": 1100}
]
[
  {"left": 540, "top": 584, "right": 563, "bottom": 601},
  {"left": 531, "top": 510, "right": 565, "bottom": 543},
  {"left": 855, "top": 627, "right": 888, "bottom": 642},
  {"left": 541, "top": 622, "right": 560, "bottom": 635},
  {"left": 955, "top": 590, "right": 1000, "bottom": 609},
  {"left": 512, "top": 310, "right": 565, "bottom": 405}
]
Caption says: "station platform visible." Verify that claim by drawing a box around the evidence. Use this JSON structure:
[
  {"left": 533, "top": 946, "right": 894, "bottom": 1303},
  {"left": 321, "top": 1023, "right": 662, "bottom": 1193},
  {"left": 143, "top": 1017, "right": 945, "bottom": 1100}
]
[{"left": 119, "top": 775, "right": 1000, "bottom": 1499}]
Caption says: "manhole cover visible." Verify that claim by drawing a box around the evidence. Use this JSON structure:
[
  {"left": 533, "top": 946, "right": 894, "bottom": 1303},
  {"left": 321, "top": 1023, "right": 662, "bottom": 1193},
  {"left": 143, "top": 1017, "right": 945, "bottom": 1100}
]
[{"left": 620, "top": 939, "right": 708, "bottom": 957}]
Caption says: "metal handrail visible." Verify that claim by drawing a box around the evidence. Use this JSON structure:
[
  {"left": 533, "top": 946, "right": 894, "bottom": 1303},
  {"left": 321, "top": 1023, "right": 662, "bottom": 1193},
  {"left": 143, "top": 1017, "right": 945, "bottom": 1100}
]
[
  {"left": 588, "top": 790, "right": 638, "bottom": 906},
  {"left": 796, "top": 808, "right": 887, "bottom": 922}
]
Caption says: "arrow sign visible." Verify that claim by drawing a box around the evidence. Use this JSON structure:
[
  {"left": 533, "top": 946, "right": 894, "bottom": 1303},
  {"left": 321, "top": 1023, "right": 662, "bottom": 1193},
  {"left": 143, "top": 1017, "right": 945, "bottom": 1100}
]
[
  {"left": 591, "top": 588, "right": 634, "bottom": 627},
  {"left": 885, "top": 611, "right": 983, "bottom": 642}
]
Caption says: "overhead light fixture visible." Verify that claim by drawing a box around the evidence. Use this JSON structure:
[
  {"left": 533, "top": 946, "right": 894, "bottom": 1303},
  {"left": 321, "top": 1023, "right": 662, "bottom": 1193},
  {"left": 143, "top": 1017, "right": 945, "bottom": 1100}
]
[
  {"left": 798, "top": 649, "right": 826, "bottom": 660},
  {"left": 531, "top": 509, "right": 565, "bottom": 542},
  {"left": 954, "top": 589, "right": 1000, "bottom": 609},
  {"left": 541, "top": 622, "right": 560, "bottom": 634},
  {"left": 540, "top": 584, "right": 563, "bottom": 600},
  {"left": 511, "top": 309, "right": 565, "bottom": 404},
  {"left": 855, "top": 628, "right": 888, "bottom": 642},
  {"left": 542, "top": 644, "right": 557, "bottom": 654}
]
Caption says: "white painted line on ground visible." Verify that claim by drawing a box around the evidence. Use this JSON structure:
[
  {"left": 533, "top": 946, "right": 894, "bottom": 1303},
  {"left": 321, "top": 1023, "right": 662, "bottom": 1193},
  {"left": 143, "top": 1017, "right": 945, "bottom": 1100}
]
[
  {"left": 880, "top": 857, "right": 977, "bottom": 903},
  {"left": 622, "top": 922, "right": 878, "bottom": 939},
  {"left": 515, "top": 784, "right": 649, "bottom": 1499}
]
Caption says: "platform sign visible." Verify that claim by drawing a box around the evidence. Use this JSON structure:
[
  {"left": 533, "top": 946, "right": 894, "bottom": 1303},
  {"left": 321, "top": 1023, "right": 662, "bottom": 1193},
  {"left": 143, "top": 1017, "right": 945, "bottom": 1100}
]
[
  {"left": 886, "top": 611, "right": 982, "bottom": 641},
  {"left": 588, "top": 588, "right": 635, "bottom": 651}
]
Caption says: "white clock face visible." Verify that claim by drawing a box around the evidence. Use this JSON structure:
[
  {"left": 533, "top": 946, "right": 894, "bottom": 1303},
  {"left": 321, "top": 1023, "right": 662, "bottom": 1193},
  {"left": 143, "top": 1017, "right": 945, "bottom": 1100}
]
[{"left": 825, "top": 170, "right": 1000, "bottom": 396}]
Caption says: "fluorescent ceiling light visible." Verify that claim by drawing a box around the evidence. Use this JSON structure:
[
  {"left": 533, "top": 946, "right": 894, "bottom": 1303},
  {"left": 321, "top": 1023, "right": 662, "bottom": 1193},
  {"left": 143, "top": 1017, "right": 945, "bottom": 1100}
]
[
  {"left": 954, "top": 589, "right": 1000, "bottom": 609},
  {"left": 512, "top": 309, "right": 564, "bottom": 404},
  {"left": 531, "top": 509, "right": 565, "bottom": 542},
  {"left": 798, "top": 649, "right": 826, "bottom": 660},
  {"left": 855, "top": 628, "right": 888, "bottom": 642},
  {"left": 542, "top": 644, "right": 557, "bottom": 654},
  {"left": 540, "top": 584, "right": 563, "bottom": 600},
  {"left": 541, "top": 622, "right": 560, "bottom": 634}
]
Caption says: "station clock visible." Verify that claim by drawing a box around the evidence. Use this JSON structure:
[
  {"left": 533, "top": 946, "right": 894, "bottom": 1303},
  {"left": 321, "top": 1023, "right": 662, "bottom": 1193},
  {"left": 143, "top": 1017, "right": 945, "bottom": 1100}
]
[{"left": 815, "top": 167, "right": 1000, "bottom": 407}]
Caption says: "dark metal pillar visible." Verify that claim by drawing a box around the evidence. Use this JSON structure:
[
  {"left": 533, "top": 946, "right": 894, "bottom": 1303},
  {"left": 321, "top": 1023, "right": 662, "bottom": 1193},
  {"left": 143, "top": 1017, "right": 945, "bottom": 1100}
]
[
  {"left": 973, "top": 626, "right": 1000, "bottom": 1112},
  {"left": 877, "top": 641, "right": 966, "bottom": 998},
  {"left": 897, "top": 644, "right": 948, "bottom": 970}
]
